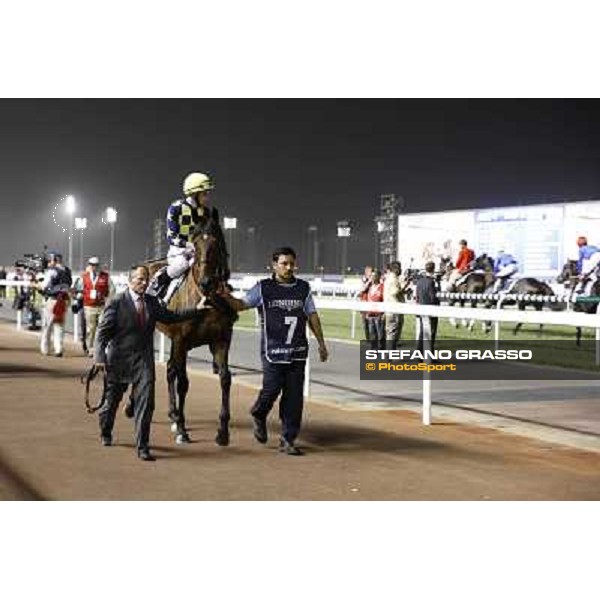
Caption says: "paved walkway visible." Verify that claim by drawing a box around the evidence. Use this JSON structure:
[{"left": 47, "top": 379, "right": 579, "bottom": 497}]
[{"left": 0, "top": 323, "right": 599, "bottom": 500}]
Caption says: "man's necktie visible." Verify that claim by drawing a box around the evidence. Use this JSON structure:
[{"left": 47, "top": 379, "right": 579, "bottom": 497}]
[{"left": 136, "top": 297, "right": 146, "bottom": 328}]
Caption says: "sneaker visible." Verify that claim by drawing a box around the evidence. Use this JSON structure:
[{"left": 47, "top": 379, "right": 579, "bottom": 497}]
[
  {"left": 252, "top": 414, "right": 268, "bottom": 444},
  {"left": 278, "top": 438, "right": 304, "bottom": 456},
  {"left": 138, "top": 448, "right": 156, "bottom": 461},
  {"left": 54, "top": 352, "right": 63, "bottom": 358},
  {"left": 100, "top": 435, "right": 112, "bottom": 447}
]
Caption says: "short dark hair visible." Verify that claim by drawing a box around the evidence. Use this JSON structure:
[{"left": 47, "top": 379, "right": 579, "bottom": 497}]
[
  {"left": 388, "top": 261, "right": 401, "bottom": 275},
  {"left": 425, "top": 261, "right": 435, "bottom": 273},
  {"left": 272, "top": 247, "right": 296, "bottom": 262},
  {"left": 459, "top": 239, "right": 467, "bottom": 246},
  {"left": 129, "top": 265, "right": 149, "bottom": 280}
]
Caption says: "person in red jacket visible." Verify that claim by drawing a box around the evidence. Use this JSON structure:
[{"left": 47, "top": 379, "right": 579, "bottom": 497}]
[
  {"left": 365, "top": 269, "right": 385, "bottom": 349},
  {"left": 448, "top": 239, "right": 475, "bottom": 287},
  {"left": 78, "top": 257, "right": 113, "bottom": 357}
]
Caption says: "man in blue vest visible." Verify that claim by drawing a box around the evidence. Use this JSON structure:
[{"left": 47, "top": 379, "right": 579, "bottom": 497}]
[{"left": 225, "top": 247, "right": 328, "bottom": 455}]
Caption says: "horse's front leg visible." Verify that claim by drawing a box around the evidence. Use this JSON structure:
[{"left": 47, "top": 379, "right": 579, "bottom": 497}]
[
  {"left": 212, "top": 340, "right": 232, "bottom": 446},
  {"left": 467, "top": 300, "right": 476, "bottom": 330},
  {"left": 167, "top": 341, "right": 191, "bottom": 444}
]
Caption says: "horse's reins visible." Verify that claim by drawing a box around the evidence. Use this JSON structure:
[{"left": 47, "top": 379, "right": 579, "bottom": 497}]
[{"left": 81, "top": 364, "right": 107, "bottom": 414}]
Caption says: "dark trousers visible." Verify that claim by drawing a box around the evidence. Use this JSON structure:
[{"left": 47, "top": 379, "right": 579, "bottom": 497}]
[
  {"left": 367, "top": 315, "right": 385, "bottom": 350},
  {"left": 251, "top": 358, "right": 305, "bottom": 443},
  {"left": 417, "top": 316, "right": 438, "bottom": 353},
  {"left": 99, "top": 369, "right": 155, "bottom": 451}
]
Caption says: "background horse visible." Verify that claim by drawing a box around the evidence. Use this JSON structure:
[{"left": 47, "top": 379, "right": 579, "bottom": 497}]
[
  {"left": 442, "top": 254, "right": 494, "bottom": 330},
  {"left": 145, "top": 218, "right": 237, "bottom": 445},
  {"left": 557, "top": 259, "right": 600, "bottom": 345},
  {"left": 502, "top": 277, "right": 561, "bottom": 335}
]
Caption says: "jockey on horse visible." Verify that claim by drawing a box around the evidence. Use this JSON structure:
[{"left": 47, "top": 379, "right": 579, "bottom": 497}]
[
  {"left": 491, "top": 249, "right": 518, "bottom": 293},
  {"left": 574, "top": 236, "right": 600, "bottom": 296},
  {"left": 149, "top": 171, "right": 230, "bottom": 305},
  {"left": 446, "top": 239, "right": 475, "bottom": 290}
]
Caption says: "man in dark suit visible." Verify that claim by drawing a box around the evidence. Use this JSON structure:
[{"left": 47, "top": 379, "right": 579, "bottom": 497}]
[{"left": 94, "top": 265, "right": 203, "bottom": 461}]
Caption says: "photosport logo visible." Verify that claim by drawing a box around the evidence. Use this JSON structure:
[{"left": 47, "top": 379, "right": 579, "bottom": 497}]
[{"left": 359, "top": 340, "right": 600, "bottom": 381}]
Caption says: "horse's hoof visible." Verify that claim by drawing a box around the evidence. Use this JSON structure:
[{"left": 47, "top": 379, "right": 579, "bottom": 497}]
[
  {"left": 215, "top": 431, "right": 230, "bottom": 446},
  {"left": 176, "top": 432, "right": 191, "bottom": 444},
  {"left": 170, "top": 422, "right": 178, "bottom": 433}
]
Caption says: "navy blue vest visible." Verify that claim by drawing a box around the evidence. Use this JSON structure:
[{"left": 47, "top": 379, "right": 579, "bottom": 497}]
[{"left": 258, "top": 277, "right": 310, "bottom": 363}]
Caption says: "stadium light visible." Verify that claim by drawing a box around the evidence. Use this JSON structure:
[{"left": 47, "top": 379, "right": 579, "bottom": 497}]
[
  {"left": 104, "top": 207, "right": 118, "bottom": 270},
  {"left": 75, "top": 217, "right": 88, "bottom": 271},
  {"left": 65, "top": 195, "right": 77, "bottom": 267},
  {"left": 223, "top": 217, "right": 237, "bottom": 272}
]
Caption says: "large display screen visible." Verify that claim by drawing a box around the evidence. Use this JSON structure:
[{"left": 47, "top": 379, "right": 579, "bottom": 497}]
[{"left": 398, "top": 201, "right": 600, "bottom": 277}]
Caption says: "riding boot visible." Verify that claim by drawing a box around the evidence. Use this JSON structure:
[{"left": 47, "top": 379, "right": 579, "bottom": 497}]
[
  {"left": 162, "top": 277, "right": 181, "bottom": 306},
  {"left": 148, "top": 270, "right": 172, "bottom": 301}
]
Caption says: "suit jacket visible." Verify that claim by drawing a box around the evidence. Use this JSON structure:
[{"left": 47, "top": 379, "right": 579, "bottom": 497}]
[{"left": 95, "top": 290, "right": 199, "bottom": 382}]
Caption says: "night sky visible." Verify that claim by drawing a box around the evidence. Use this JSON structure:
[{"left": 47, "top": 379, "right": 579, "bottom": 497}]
[{"left": 1, "top": 99, "right": 599, "bottom": 272}]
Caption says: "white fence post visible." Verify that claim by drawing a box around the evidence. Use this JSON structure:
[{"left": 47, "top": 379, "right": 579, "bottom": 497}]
[
  {"left": 421, "top": 316, "right": 432, "bottom": 425},
  {"left": 304, "top": 324, "right": 311, "bottom": 398},
  {"left": 494, "top": 296, "right": 503, "bottom": 351}
]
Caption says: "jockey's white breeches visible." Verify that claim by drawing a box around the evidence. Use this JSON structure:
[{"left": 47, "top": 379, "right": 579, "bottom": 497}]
[
  {"left": 495, "top": 263, "right": 518, "bottom": 279},
  {"left": 167, "top": 244, "right": 196, "bottom": 278},
  {"left": 581, "top": 253, "right": 600, "bottom": 278}
]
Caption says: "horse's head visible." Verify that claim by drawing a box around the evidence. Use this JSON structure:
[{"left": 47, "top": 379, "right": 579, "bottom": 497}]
[
  {"left": 474, "top": 254, "right": 494, "bottom": 272},
  {"left": 557, "top": 259, "right": 578, "bottom": 284},
  {"left": 190, "top": 217, "right": 221, "bottom": 289}
]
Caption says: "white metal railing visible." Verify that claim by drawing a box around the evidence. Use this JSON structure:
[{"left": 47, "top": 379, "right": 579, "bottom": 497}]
[{"left": 310, "top": 297, "right": 600, "bottom": 425}]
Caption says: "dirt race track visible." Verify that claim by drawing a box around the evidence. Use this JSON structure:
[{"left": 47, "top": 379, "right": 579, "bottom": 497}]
[{"left": 1, "top": 322, "right": 599, "bottom": 500}]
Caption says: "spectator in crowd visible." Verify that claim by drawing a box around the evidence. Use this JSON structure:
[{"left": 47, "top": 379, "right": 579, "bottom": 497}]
[
  {"left": 9, "top": 266, "right": 24, "bottom": 309},
  {"left": 75, "top": 256, "right": 114, "bottom": 357},
  {"left": 366, "top": 269, "right": 385, "bottom": 350},
  {"left": 416, "top": 261, "right": 440, "bottom": 353},
  {"left": 358, "top": 265, "right": 374, "bottom": 340},
  {"left": 0, "top": 265, "right": 6, "bottom": 300},
  {"left": 38, "top": 252, "right": 72, "bottom": 357},
  {"left": 383, "top": 261, "right": 408, "bottom": 350}
]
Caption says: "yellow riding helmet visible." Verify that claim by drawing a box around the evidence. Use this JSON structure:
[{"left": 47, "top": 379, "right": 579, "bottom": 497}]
[{"left": 183, "top": 172, "right": 214, "bottom": 196}]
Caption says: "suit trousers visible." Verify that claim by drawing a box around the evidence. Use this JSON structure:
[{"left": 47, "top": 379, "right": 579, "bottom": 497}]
[
  {"left": 251, "top": 358, "right": 306, "bottom": 444},
  {"left": 99, "top": 363, "right": 155, "bottom": 451}
]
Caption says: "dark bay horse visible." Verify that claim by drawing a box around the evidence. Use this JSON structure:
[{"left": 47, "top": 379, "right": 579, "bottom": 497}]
[
  {"left": 503, "top": 277, "right": 561, "bottom": 335},
  {"left": 145, "top": 217, "right": 237, "bottom": 445},
  {"left": 441, "top": 254, "right": 495, "bottom": 330},
  {"left": 557, "top": 259, "right": 600, "bottom": 345}
]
